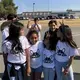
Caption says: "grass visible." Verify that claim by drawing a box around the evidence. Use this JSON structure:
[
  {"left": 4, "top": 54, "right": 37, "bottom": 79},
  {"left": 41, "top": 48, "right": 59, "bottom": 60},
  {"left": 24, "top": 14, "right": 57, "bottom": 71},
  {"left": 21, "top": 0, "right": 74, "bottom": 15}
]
[
  {"left": 19, "top": 19, "right": 80, "bottom": 27},
  {"left": 0, "top": 19, "right": 80, "bottom": 27}
]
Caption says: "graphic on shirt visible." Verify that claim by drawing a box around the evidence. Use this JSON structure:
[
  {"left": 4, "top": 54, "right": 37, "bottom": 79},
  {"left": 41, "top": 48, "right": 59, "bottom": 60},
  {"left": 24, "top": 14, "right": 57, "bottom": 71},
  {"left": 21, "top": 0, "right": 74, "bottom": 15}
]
[
  {"left": 56, "top": 46, "right": 67, "bottom": 56},
  {"left": 10, "top": 44, "right": 23, "bottom": 54},
  {"left": 30, "top": 49, "right": 40, "bottom": 58},
  {"left": 43, "top": 54, "right": 53, "bottom": 63}
]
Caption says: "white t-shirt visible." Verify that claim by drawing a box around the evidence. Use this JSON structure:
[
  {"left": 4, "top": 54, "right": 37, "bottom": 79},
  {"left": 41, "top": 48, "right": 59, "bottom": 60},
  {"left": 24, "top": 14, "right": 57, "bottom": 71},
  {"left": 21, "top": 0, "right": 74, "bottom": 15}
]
[
  {"left": 55, "top": 40, "right": 79, "bottom": 62},
  {"left": 2, "top": 36, "right": 30, "bottom": 64},
  {"left": 31, "top": 24, "right": 42, "bottom": 31},
  {"left": 29, "top": 24, "right": 42, "bottom": 31},
  {"left": 2, "top": 27, "right": 9, "bottom": 42},
  {"left": 43, "top": 48, "right": 55, "bottom": 68},
  {"left": 29, "top": 41, "right": 44, "bottom": 68},
  {"left": 29, "top": 24, "right": 42, "bottom": 40}
]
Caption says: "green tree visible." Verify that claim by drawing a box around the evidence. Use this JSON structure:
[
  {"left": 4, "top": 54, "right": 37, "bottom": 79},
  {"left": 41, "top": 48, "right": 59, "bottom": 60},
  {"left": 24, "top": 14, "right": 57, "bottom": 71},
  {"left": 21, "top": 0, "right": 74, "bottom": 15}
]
[
  {"left": 5, "top": 5, "right": 17, "bottom": 14},
  {"left": 0, "top": 3, "right": 6, "bottom": 17},
  {"left": 0, "top": 0, "right": 18, "bottom": 18}
]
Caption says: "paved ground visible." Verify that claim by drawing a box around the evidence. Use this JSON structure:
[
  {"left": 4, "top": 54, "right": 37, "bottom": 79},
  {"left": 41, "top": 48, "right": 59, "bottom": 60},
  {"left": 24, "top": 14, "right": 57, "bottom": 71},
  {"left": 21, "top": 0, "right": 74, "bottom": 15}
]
[{"left": 0, "top": 24, "right": 80, "bottom": 80}]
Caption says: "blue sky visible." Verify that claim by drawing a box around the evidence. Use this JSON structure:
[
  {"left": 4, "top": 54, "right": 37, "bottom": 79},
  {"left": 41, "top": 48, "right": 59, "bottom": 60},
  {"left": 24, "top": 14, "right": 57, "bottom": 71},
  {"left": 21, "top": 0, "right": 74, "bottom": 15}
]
[{"left": 14, "top": 0, "right": 80, "bottom": 14}]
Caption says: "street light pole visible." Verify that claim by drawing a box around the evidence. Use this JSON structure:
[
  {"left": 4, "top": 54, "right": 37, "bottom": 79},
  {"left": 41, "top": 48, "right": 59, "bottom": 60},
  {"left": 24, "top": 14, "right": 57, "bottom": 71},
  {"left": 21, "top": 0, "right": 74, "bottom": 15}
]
[
  {"left": 33, "top": 3, "right": 35, "bottom": 12},
  {"left": 33, "top": 3, "right": 35, "bottom": 18},
  {"left": 48, "top": 0, "right": 49, "bottom": 12}
]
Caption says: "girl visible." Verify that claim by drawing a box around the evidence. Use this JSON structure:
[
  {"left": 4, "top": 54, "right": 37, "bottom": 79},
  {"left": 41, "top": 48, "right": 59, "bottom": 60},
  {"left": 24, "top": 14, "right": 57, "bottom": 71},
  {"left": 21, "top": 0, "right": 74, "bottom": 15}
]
[
  {"left": 1, "top": 14, "right": 16, "bottom": 80},
  {"left": 27, "top": 18, "right": 42, "bottom": 40},
  {"left": 2, "top": 21, "right": 31, "bottom": 80},
  {"left": 27, "top": 30, "right": 43, "bottom": 80},
  {"left": 55, "top": 25, "right": 79, "bottom": 80},
  {"left": 43, "top": 31, "right": 57, "bottom": 80}
]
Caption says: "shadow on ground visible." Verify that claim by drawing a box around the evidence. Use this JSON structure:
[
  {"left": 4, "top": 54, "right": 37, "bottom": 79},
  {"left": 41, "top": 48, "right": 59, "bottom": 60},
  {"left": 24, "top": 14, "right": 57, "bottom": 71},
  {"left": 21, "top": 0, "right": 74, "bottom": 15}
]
[
  {"left": 74, "top": 56, "right": 80, "bottom": 60},
  {"left": 74, "top": 73, "right": 80, "bottom": 80},
  {"left": 0, "top": 73, "right": 3, "bottom": 79},
  {"left": 0, "top": 73, "right": 80, "bottom": 80}
]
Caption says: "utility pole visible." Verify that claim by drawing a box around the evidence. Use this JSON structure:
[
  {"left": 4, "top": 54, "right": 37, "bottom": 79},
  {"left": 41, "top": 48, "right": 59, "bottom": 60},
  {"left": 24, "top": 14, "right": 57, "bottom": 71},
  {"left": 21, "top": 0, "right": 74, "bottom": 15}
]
[
  {"left": 33, "top": 3, "right": 35, "bottom": 12},
  {"left": 48, "top": 0, "right": 50, "bottom": 12},
  {"left": 33, "top": 3, "right": 35, "bottom": 18}
]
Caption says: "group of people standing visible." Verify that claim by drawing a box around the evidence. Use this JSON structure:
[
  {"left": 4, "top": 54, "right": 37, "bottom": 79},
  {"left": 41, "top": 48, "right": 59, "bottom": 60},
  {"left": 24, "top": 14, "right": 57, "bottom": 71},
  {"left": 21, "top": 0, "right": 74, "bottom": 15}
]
[{"left": 1, "top": 13, "right": 79, "bottom": 80}]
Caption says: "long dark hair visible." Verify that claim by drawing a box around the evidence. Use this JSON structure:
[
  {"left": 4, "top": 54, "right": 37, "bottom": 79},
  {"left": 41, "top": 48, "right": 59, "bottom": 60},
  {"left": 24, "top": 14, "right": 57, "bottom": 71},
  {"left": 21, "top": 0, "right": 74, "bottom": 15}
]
[
  {"left": 43, "top": 30, "right": 58, "bottom": 50},
  {"left": 59, "top": 25, "right": 77, "bottom": 48},
  {"left": 48, "top": 20, "right": 57, "bottom": 26},
  {"left": 6, "top": 21, "right": 24, "bottom": 54}
]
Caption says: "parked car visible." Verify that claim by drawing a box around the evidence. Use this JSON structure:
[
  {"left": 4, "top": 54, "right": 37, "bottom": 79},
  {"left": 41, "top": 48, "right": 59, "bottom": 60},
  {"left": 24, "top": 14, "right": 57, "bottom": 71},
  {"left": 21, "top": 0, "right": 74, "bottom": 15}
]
[
  {"left": 18, "top": 17, "right": 29, "bottom": 20},
  {"left": 46, "top": 15, "right": 53, "bottom": 19},
  {"left": 37, "top": 16, "right": 46, "bottom": 20}
]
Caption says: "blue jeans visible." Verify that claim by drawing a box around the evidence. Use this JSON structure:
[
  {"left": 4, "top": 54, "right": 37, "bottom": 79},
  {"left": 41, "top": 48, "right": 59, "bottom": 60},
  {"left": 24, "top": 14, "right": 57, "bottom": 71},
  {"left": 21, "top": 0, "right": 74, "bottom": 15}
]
[
  {"left": 7, "top": 63, "right": 27, "bottom": 80},
  {"left": 43, "top": 67, "right": 55, "bottom": 80},
  {"left": 55, "top": 60, "right": 74, "bottom": 80}
]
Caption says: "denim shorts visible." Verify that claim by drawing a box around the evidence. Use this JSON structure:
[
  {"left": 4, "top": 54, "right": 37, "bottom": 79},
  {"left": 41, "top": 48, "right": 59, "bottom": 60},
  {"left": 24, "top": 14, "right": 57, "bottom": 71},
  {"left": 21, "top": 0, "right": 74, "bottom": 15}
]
[{"left": 31, "top": 66, "right": 43, "bottom": 72}]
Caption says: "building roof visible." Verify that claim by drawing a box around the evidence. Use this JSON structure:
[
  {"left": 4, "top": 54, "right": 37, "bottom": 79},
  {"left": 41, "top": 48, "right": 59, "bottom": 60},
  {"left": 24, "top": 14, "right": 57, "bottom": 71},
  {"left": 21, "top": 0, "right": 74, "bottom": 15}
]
[
  {"left": 51, "top": 11, "right": 67, "bottom": 14},
  {"left": 67, "top": 9, "right": 80, "bottom": 12},
  {"left": 22, "top": 11, "right": 52, "bottom": 13}
]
